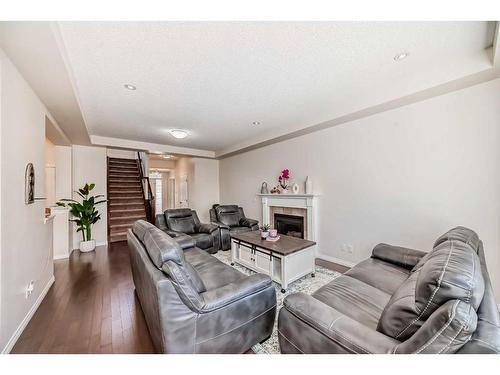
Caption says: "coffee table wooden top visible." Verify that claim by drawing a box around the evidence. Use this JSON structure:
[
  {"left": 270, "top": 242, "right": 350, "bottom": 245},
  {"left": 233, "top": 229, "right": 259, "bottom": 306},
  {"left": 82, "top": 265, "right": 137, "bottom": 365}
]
[{"left": 231, "top": 231, "right": 316, "bottom": 256}]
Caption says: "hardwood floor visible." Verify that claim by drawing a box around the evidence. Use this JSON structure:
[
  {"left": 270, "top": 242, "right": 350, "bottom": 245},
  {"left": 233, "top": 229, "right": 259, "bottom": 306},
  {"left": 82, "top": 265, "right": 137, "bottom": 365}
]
[
  {"left": 11, "top": 241, "right": 348, "bottom": 354},
  {"left": 12, "top": 241, "right": 155, "bottom": 354}
]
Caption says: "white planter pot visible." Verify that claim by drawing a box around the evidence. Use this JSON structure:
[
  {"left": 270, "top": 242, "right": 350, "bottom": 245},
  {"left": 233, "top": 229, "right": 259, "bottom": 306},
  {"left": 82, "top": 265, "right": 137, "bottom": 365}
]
[
  {"left": 79, "top": 239, "right": 96, "bottom": 252},
  {"left": 261, "top": 231, "right": 269, "bottom": 240}
]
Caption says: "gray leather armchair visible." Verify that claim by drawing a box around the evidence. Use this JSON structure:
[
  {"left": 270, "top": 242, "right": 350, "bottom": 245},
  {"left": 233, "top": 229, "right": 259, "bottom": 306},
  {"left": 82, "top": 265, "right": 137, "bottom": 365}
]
[
  {"left": 128, "top": 220, "right": 277, "bottom": 353},
  {"left": 209, "top": 204, "right": 259, "bottom": 250},
  {"left": 278, "top": 227, "right": 500, "bottom": 354},
  {"left": 155, "top": 208, "right": 220, "bottom": 254}
]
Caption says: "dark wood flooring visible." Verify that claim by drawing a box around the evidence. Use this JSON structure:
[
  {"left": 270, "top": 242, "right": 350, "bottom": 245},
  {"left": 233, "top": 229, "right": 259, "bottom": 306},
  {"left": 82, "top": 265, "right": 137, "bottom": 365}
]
[{"left": 11, "top": 241, "right": 348, "bottom": 354}]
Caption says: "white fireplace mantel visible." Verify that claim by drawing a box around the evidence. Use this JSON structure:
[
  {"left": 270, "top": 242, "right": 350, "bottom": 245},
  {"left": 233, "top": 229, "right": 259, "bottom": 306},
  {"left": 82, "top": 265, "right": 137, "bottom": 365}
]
[{"left": 258, "top": 193, "right": 318, "bottom": 242}]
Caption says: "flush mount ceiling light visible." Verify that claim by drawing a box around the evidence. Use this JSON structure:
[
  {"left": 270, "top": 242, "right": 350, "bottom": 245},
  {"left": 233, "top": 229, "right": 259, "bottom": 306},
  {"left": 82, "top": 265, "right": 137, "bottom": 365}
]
[
  {"left": 393, "top": 52, "right": 410, "bottom": 61},
  {"left": 162, "top": 155, "right": 173, "bottom": 159},
  {"left": 124, "top": 84, "right": 137, "bottom": 90},
  {"left": 252, "top": 121, "right": 261, "bottom": 126},
  {"left": 169, "top": 129, "right": 189, "bottom": 139}
]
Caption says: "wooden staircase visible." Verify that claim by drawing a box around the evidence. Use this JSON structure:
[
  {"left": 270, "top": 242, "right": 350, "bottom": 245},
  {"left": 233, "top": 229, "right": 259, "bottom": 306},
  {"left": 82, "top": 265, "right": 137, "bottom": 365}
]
[{"left": 107, "top": 157, "right": 147, "bottom": 242}]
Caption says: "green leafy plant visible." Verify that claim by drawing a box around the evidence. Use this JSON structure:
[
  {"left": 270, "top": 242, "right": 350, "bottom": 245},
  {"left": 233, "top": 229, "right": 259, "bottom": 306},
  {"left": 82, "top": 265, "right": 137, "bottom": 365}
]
[
  {"left": 260, "top": 224, "right": 270, "bottom": 232},
  {"left": 57, "top": 183, "right": 106, "bottom": 242}
]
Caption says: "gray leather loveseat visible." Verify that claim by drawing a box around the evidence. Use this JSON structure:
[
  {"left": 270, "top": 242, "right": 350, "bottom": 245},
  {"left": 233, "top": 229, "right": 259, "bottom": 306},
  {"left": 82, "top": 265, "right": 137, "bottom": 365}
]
[
  {"left": 278, "top": 227, "right": 500, "bottom": 354},
  {"left": 128, "top": 220, "right": 277, "bottom": 353}
]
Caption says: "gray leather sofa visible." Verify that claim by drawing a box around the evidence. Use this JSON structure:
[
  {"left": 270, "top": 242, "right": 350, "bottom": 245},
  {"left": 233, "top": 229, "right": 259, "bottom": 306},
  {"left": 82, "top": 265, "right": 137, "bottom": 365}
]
[
  {"left": 209, "top": 205, "right": 259, "bottom": 250},
  {"left": 128, "top": 220, "right": 277, "bottom": 353},
  {"left": 155, "top": 208, "right": 220, "bottom": 254},
  {"left": 278, "top": 227, "right": 500, "bottom": 354}
]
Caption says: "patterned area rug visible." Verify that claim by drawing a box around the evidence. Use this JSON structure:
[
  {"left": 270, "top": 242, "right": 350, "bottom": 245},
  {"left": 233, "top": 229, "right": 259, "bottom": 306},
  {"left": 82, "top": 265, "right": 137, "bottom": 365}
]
[{"left": 212, "top": 250, "right": 342, "bottom": 354}]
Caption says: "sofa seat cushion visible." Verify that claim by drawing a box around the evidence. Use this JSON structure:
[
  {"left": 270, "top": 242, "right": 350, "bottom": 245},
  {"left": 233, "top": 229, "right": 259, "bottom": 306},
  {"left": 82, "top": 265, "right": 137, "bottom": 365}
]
[
  {"left": 184, "top": 248, "right": 245, "bottom": 291},
  {"left": 190, "top": 233, "right": 213, "bottom": 250},
  {"left": 229, "top": 226, "right": 253, "bottom": 234},
  {"left": 312, "top": 275, "right": 391, "bottom": 329},
  {"left": 345, "top": 258, "right": 410, "bottom": 294}
]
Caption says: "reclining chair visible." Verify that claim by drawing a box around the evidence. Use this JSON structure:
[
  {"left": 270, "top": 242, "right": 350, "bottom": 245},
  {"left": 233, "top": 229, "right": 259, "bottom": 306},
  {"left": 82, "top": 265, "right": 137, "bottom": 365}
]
[
  {"left": 155, "top": 208, "right": 219, "bottom": 254},
  {"left": 209, "top": 204, "right": 259, "bottom": 250}
]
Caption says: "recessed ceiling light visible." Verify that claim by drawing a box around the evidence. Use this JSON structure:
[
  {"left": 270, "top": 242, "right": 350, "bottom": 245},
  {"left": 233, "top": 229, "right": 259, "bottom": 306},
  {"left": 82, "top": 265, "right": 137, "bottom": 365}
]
[
  {"left": 169, "top": 129, "right": 189, "bottom": 139},
  {"left": 252, "top": 121, "right": 261, "bottom": 125},
  {"left": 124, "top": 84, "right": 137, "bottom": 90},
  {"left": 393, "top": 52, "right": 409, "bottom": 61}
]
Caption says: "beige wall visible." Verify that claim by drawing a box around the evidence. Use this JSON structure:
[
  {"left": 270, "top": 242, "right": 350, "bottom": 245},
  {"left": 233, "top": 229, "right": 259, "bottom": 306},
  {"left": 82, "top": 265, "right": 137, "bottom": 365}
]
[
  {"left": 71, "top": 145, "right": 108, "bottom": 248},
  {"left": 220, "top": 78, "right": 500, "bottom": 301},
  {"left": 0, "top": 49, "right": 55, "bottom": 352},
  {"left": 44, "top": 138, "right": 55, "bottom": 166}
]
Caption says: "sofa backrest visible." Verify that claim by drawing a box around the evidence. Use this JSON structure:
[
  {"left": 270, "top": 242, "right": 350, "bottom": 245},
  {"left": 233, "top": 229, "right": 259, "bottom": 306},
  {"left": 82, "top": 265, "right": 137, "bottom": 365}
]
[
  {"left": 132, "top": 220, "right": 206, "bottom": 295},
  {"left": 215, "top": 205, "right": 243, "bottom": 227},
  {"left": 164, "top": 208, "right": 200, "bottom": 234},
  {"left": 377, "top": 227, "right": 485, "bottom": 341}
]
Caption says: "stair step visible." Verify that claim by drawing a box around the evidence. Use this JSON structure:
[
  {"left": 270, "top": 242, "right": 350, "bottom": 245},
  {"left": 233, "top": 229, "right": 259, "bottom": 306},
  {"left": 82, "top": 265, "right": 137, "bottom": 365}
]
[
  {"left": 109, "top": 216, "right": 146, "bottom": 225},
  {"left": 108, "top": 196, "right": 144, "bottom": 202},
  {"left": 108, "top": 173, "right": 140, "bottom": 178},
  {"left": 108, "top": 181, "right": 141, "bottom": 185},
  {"left": 108, "top": 177, "right": 141, "bottom": 182},
  {"left": 109, "top": 190, "right": 142, "bottom": 194},
  {"left": 110, "top": 232, "right": 128, "bottom": 242},
  {"left": 110, "top": 222, "right": 138, "bottom": 230},
  {"left": 109, "top": 158, "right": 137, "bottom": 164},
  {"left": 109, "top": 210, "right": 146, "bottom": 218},
  {"left": 108, "top": 204, "right": 144, "bottom": 211}
]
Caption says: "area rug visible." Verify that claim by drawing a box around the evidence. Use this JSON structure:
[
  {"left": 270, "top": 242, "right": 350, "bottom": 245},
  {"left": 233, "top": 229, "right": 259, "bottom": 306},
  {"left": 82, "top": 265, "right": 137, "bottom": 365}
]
[{"left": 212, "top": 250, "right": 342, "bottom": 354}]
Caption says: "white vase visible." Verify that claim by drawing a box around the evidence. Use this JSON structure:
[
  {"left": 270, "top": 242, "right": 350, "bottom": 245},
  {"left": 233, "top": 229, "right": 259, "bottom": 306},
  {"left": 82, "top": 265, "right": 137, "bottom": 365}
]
[
  {"left": 305, "top": 176, "right": 313, "bottom": 194},
  {"left": 79, "top": 239, "right": 96, "bottom": 252}
]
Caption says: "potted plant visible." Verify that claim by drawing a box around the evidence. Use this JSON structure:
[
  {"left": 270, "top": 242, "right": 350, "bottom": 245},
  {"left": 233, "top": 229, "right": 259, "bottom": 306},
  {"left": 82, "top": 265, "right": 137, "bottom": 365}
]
[
  {"left": 260, "top": 224, "right": 270, "bottom": 240},
  {"left": 278, "top": 169, "right": 290, "bottom": 193},
  {"left": 57, "top": 183, "right": 106, "bottom": 252}
]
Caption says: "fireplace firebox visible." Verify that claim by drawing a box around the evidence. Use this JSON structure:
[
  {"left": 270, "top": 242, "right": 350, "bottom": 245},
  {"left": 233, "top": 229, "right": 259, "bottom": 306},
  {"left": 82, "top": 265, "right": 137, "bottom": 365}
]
[{"left": 274, "top": 213, "right": 304, "bottom": 239}]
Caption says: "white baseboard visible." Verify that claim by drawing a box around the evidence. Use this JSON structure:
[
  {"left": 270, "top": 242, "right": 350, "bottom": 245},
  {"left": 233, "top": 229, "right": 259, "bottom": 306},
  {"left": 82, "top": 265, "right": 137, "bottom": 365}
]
[
  {"left": 96, "top": 241, "right": 108, "bottom": 247},
  {"left": 53, "top": 253, "right": 69, "bottom": 260},
  {"left": 316, "top": 252, "right": 356, "bottom": 268},
  {"left": 1, "top": 275, "right": 55, "bottom": 354}
]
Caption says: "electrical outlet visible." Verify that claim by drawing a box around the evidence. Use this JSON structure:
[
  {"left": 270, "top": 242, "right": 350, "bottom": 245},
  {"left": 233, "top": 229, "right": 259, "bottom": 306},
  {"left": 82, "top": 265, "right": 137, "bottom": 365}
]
[
  {"left": 25, "top": 280, "right": 35, "bottom": 299},
  {"left": 340, "top": 244, "right": 347, "bottom": 253},
  {"left": 347, "top": 245, "right": 354, "bottom": 254}
]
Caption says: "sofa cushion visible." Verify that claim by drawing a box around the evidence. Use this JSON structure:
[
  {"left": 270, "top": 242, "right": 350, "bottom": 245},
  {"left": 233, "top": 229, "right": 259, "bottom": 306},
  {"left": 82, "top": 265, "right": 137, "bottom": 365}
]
[
  {"left": 184, "top": 248, "right": 245, "bottom": 291},
  {"left": 132, "top": 220, "right": 156, "bottom": 241},
  {"left": 229, "top": 226, "right": 253, "bottom": 234},
  {"left": 143, "top": 227, "right": 185, "bottom": 268},
  {"left": 378, "top": 239, "right": 485, "bottom": 340},
  {"left": 312, "top": 275, "right": 391, "bottom": 329},
  {"left": 216, "top": 205, "right": 242, "bottom": 227},
  {"left": 190, "top": 232, "right": 213, "bottom": 250},
  {"left": 433, "top": 226, "right": 480, "bottom": 253},
  {"left": 345, "top": 258, "right": 410, "bottom": 295},
  {"left": 167, "top": 215, "right": 197, "bottom": 234}
]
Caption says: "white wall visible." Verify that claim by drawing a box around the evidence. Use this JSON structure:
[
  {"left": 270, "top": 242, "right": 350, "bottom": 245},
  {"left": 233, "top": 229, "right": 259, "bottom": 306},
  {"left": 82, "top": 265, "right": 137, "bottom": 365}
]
[
  {"left": 220, "top": 79, "right": 500, "bottom": 300},
  {"left": 106, "top": 148, "right": 136, "bottom": 160},
  {"left": 191, "top": 158, "right": 220, "bottom": 222},
  {"left": 71, "top": 145, "right": 108, "bottom": 248},
  {"left": 0, "top": 49, "right": 55, "bottom": 352},
  {"left": 54, "top": 145, "right": 72, "bottom": 202}
]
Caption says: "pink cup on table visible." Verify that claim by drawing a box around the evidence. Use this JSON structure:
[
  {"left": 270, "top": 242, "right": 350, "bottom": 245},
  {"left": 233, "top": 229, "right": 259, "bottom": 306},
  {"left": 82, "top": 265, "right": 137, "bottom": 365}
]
[{"left": 269, "top": 229, "right": 278, "bottom": 238}]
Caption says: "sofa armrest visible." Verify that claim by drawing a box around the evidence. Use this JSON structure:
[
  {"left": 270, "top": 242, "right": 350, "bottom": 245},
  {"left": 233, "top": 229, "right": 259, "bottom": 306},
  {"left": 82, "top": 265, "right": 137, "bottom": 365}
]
[
  {"left": 211, "top": 220, "right": 230, "bottom": 230},
  {"left": 173, "top": 235, "right": 196, "bottom": 250},
  {"left": 197, "top": 222, "right": 219, "bottom": 234},
  {"left": 162, "top": 229, "right": 185, "bottom": 238},
  {"left": 371, "top": 243, "right": 427, "bottom": 270},
  {"left": 281, "top": 293, "right": 399, "bottom": 354},
  {"left": 240, "top": 217, "right": 259, "bottom": 229},
  {"left": 200, "top": 273, "right": 272, "bottom": 313}
]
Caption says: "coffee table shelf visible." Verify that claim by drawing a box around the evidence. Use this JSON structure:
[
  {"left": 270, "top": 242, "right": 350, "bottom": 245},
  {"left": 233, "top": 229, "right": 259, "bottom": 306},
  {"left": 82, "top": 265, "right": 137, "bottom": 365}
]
[{"left": 230, "top": 231, "right": 316, "bottom": 293}]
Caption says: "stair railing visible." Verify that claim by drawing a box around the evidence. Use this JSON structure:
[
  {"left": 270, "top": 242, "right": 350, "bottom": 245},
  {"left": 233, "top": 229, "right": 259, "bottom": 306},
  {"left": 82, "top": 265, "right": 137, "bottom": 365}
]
[{"left": 137, "top": 152, "right": 155, "bottom": 223}]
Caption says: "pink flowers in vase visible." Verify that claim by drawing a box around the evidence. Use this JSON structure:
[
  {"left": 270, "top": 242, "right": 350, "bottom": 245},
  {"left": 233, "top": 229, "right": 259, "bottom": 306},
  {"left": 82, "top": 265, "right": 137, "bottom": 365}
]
[{"left": 278, "top": 169, "right": 290, "bottom": 191}]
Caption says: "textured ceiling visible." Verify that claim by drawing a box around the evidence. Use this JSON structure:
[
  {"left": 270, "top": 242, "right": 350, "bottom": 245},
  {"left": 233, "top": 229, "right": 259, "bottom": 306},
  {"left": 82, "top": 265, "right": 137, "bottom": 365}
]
[{"left": 57, "top": 22, "right": 495, "bottom": 152}]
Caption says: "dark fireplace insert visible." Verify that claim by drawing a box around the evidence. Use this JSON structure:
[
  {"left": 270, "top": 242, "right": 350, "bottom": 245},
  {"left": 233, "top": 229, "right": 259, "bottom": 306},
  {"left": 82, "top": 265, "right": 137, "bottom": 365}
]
[{"left": 274, "top": 213, "right": 304, "bottom": 239}]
